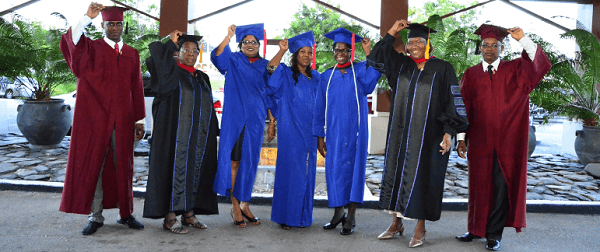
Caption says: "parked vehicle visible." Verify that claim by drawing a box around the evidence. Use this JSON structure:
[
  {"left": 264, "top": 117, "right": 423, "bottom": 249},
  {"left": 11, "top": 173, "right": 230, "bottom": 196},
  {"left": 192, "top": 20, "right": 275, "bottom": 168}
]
[
  {"left": 531, "top": 108, "right": 549, "bottom": 124},
  {"left": 0, "top": 76, "right": 34, "bottom": 99}
]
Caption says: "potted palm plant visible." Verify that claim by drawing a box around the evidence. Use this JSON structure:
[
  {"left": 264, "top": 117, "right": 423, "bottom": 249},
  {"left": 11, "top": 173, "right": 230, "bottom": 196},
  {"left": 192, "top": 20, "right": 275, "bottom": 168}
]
[
  {"left": 1, "top": 14, "right": 75, "bottom": 147},
  {"left": 527, "top": 29, "right": 599, "bottom": 165}
]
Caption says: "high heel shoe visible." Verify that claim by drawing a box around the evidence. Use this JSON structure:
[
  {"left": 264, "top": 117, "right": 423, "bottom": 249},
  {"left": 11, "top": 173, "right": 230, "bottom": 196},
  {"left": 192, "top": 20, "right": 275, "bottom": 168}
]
[
  {"left": 378, "top": 223, "right": 405, "bottom": 240},
  {"left": 240, "top": 210, "right": 260, "bottom": 225},
  {"left": 230, "top": 209, "right": 246, "bottom": 228},
  {"left": 323, "top": 214, "right": 346, "bottom": 230},
  {"left": 409, "top": 230, "right": 426, "bottom": 248}
]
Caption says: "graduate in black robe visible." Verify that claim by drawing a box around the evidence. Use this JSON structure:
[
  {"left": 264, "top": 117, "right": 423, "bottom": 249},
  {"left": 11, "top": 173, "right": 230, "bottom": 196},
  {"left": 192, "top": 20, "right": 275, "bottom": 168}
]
[
  {"left": 367, "top": 21, "right": 468, "bottom": 248},
  {"left": 143, "top": 31, "right": 219, "bottom": 234}
]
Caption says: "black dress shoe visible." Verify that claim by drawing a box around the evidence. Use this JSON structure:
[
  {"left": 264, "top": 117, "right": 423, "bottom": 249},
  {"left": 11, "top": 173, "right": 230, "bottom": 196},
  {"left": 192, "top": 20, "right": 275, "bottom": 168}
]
[
  {"left": 486, "top": 239, "right": 501, "bottom": 251},
  {"left": 323, "top": 214, "right": 346, "bottom": 230},
  {"left": 117, "top": 215, "right": 144, "bottom": 230},
  {"left": 340, "top": 227, "right": 354, "bottom": 235},
  {"left": 82, "top": 221, "right": 103, "bottom": 235},
  {"left": 456, "top": 232, "right": 481, "bottom": 242}
]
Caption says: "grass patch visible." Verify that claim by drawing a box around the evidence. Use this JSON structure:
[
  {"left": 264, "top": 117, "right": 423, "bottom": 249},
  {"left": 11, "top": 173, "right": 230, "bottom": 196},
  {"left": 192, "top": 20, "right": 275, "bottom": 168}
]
[{"left": 53, "top": 82, "right": 76, "bottom": 96}]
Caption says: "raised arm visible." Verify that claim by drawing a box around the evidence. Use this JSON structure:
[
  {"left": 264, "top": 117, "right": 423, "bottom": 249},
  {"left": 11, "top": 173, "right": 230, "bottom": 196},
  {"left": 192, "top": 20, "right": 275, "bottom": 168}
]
[
  {"left": 268, "top": 39, "right": 288, "bottom": 68},
  {"left": 215, "top": 25, "right": 236, "bottom": 57},
  {"left": 60, "top": 2, "right": 105, "bottom": 78},
  {"left": 367, "top": 20, "right": 410, "bottom": 79},
  {"left": 147, "top": 30, "right": 182, "bottom": 94},
  {"left": 361, "top": 37, "right": 372, "bottom": 56}
]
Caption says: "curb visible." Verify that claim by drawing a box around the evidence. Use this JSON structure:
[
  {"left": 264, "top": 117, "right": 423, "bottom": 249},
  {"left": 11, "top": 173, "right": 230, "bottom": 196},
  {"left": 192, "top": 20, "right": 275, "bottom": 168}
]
[{"left": 2, "top": 179, "right": 599, "bottom": 215}]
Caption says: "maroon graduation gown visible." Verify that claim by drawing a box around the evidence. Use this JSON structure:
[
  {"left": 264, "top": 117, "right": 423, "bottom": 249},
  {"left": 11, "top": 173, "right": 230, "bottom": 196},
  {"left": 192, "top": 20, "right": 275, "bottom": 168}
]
[
  {"left": 58, "top": 29, "right": 146, "bottom": 218},
  {"left": 460, "top": 46, "right": 551, "bottom": 237}
]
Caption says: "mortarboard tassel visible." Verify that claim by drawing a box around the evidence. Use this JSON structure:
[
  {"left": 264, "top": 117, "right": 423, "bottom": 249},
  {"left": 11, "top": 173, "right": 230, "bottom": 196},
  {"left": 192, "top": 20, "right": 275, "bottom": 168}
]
[
  {"left": 312, "top": 43, "right": 317, "bottom": 70},
  {"left": 424, "top": 27, "right": 430, "bottom": 60},
  {"left": 475, "top": 39, "right": 482, "bottom": 55},
  {"left": 125, "top": 22, "right": 129, "bottom": 35},
  {"left": 199, "top": 44, "right": 203, "bottom": 63},
  {"left": 263, "top": 30, "right": 267, "bottom": 57},
  {"left": 351, "top": 32, "right": 355, "bottom": 62}
]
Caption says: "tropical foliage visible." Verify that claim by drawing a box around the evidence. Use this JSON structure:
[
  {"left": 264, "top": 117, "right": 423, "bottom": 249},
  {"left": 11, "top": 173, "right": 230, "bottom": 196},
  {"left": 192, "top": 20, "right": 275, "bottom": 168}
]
[
  {"left": 523, "top": 29, "right": 600, "bottom": 127},
  {"left": 279, "top": 4, "right": 373, "bottom": 73},
  {"left": 0, "top": 13, "right": 74, "bottom": 100}
]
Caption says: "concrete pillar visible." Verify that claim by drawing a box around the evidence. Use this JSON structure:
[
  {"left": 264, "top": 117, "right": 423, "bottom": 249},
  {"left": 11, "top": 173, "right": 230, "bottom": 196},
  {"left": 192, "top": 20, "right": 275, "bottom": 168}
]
[
  {"left": 380, "top": 0, "right": 408, "bottom": 52},
  {"left": 368, "top": 0, "right": 408, "bottom": 154},
  {"left": 158, "top": 0, "right": 188, "bottom": 37},
  {"left": 562, "top": 121, "right": 583, "bottom": 157}
]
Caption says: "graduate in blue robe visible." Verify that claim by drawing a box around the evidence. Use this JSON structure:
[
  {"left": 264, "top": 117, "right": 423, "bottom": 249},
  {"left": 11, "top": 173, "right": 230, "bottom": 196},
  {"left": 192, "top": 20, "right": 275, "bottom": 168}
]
[
  {"left": 211, "top": 23, "right": 275, "bottom": 227},
  {"left": 312, "top": 28, "right": 382, "bottom": 235},
  {"left": 266, "top": 32, "right": 320, "bottom": 229}
]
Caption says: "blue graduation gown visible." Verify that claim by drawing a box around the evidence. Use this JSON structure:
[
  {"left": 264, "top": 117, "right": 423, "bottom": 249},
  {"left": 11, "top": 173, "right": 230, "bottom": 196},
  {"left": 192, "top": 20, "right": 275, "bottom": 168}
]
[
  {"left": 312, "top": 61, "right": 381, "bottom": 207},
  {"left": 211, "top": 45, "right": 271, "bottom": 201},
  {"left": 268, "top": 64, "right": 320, "bottom": 227}
]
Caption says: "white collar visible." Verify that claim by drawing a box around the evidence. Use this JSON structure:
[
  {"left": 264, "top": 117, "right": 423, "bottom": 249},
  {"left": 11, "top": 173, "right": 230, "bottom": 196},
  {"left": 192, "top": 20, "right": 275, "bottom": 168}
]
[
  {"left": 482, "top": 58, "right": 501, "bottom": 72},
  {"left": 103, "top": 37, "right": 124, "bottom": 53}
]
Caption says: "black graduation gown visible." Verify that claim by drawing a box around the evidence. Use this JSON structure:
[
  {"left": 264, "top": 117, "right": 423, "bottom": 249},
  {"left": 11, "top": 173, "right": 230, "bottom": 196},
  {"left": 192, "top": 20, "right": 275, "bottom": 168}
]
[
  {"left": 368, "top": 34, "right": 468, "bottom": 221},
  {"left": 143, "top": 40, "right": 219, "bottom": 218}
]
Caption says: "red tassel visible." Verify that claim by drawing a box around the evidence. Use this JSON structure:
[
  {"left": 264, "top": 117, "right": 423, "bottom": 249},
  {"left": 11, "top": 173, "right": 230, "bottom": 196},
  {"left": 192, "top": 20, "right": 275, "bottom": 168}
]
[
  {"left": 263, "top": 30, "right": 267, "bottom": 56},
  {"left": 351, "top": 32, "right": 355, "bottom": 62},
  {"left": 312, "top": 43, "right": 317, "bottom": 70}
]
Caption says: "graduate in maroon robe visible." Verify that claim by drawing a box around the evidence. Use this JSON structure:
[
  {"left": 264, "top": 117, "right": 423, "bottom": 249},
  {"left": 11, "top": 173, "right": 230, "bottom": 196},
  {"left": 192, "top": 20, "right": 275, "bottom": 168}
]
[
  {"left": 59, "top": 3, "right": 146, "bottom": 235},
  {"left": 455, "top": 24, "right": 551, "bottom": 251}
]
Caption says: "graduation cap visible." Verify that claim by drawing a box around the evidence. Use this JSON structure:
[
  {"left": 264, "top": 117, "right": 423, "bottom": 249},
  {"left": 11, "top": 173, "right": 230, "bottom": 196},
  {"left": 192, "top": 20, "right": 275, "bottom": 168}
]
[
  {"left": 324, "top": 27, "right": 363, "bottom": 62},
  {"left": 407, "top": 23, "right": 437, "bottom": 40},
  {"left": 101, "top": 6, "right": 129, "bottom": 21},
  {"left": 235, "top": 23, "right": 267, "bottom": 56},
  {"left": 178, "top": 35, "right": 204, "bottom": 63},
  {"left": 102, "top": 6, "right": 130, "bottom": 35},
  {"left": 406, "top": 23, "right": 437, "bottom": 60},
  {"left": 474, "top": 24, "right": 509, "bottom": 42},
  {"left": 288, "top": 31, "right": 316, "bottom": 70}
]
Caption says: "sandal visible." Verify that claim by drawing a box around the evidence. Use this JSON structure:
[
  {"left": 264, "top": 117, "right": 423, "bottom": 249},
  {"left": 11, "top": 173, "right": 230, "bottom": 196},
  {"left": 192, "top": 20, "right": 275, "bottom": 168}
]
[
  {"left": 240, "top": 209, "right": 260, "bottom": 226},
  {"left": 163, "top": 217, "right": 188, "bottom": 234},
  {"left": 280, "top": 224, "right": 291, "bottom": 230},
  {"left": 182, "top": 214, "right": 208, "bottom": 229},
  {"left": 230, "top": 209, "right": 246, "bottom": 228}
]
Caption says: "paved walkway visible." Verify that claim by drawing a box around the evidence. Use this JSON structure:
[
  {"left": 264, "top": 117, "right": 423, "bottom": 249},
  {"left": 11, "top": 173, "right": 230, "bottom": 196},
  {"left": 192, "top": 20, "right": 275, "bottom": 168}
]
[{"left": 0, "top": 190, "right": 598, "bottom": 251}]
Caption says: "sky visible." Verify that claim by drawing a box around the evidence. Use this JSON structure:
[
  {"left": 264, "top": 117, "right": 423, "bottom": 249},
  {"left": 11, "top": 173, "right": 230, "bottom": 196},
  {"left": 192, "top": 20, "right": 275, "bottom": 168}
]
[{"left": 0, "top": 0, "right": 582, "bottom": 58}]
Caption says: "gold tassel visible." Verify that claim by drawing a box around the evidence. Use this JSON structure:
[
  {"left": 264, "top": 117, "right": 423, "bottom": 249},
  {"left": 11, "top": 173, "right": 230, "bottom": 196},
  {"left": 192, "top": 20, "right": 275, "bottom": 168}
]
[
  {"left": 425, "top": 38, "right": 430, "bottom": 59},
  {"left": 199, "top": 44, "right": 203, "bottom": 63},
  {"left": 425, "top": 27, "right": 431, "bottom": 60}
]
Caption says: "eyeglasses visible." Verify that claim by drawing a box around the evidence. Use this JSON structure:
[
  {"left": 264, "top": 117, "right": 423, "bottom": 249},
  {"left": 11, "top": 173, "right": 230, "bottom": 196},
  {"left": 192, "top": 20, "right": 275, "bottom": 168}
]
[
  {"left": 333, "top": 49, "right": 351, "bottom": 54},
  {"left": 481, "top": 44, "right": 501, "bottom": 49},
  {"left": 407, "top": 39, "right": 426, "bottom": 47},
  {"left": 181, "top": 49, "right": 200, "bottom": 55},
  {"left": 105, "top": 22, "right": 124, "bottom": 28},
  {"left": 242, "top": 40, "right": 259, "bottom": 46}
]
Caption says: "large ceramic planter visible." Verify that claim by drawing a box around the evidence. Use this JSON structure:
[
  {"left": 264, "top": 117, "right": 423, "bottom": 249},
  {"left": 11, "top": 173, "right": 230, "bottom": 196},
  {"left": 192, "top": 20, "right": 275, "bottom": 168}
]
[
  {"left": 575, "top": 126, "right": 600, "bottom": 166},
  {"left": 528, "top": 125, "right": 536, "bottom": 157},
  {"left": 17, "top": 99, "right": 72, "bottom": 147}
]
